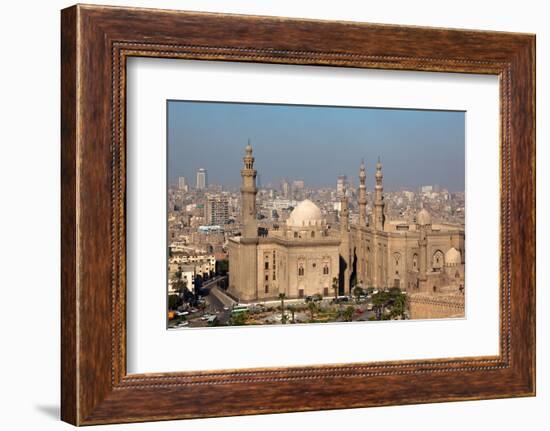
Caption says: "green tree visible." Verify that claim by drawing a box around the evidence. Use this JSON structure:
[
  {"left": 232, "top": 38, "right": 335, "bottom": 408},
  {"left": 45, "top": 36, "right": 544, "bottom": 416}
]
[
  {"left": 216, "top": 259, "right": 229, "bottom": 276},
  {"left": 389, "top": 290, "right": 407, "bottom": 319},
  {"left": 174, "top": 278, "right": 188, "bottom": 295},
  {"left": 230, "top": 312, "right": 248, "bottom": 326},
  {"left": 343, "top": 305, "right": 355, "bottom": 322},
  {"left": 371, "top": 288, "right": 407, "bottom": 320},
  {"left": 168, "top": 294, "right": 182, "bottom": 310},
  {"left": 307, "top": 301, "right": 318, "bottom": 321}
]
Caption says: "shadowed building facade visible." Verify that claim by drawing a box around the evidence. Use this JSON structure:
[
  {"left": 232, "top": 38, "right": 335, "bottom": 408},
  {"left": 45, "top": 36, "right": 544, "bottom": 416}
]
[{"left": 228, "top": 144, "right": 465, "bottom": 306}]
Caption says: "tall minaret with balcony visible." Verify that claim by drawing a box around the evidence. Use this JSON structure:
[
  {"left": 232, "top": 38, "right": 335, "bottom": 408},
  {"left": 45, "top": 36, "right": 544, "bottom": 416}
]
[
  {"left": 339, "top": 187, "right": 351, "bottom": 295},
  {"left": 358, "top": 159, "right": 367, "bottom": 226},
  {"left": 373, "top": 157, "right": 385, "bottom": 231},
  {"left": 241, "top": 140, "right": 258, "bottom": 238}
]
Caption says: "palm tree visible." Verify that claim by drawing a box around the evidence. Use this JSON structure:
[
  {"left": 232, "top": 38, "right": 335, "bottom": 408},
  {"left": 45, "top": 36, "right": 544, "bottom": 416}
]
[
  {"left": 278, "top": 293, "right": 286, "bottom": 324},
  {"left": 332, "top": 277, "right": 339, "bottom": 299},
  {"left": 288, "top": 305, "right": 296, "bottom": 323},
  {"left": 307, "top": 301, "right": 317, "bottom": 322}
]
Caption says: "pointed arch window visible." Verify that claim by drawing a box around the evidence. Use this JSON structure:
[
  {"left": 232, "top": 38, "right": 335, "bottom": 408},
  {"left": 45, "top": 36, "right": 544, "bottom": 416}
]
[{"left": 432, "top": 250, "right": 444, "bottom": 271}]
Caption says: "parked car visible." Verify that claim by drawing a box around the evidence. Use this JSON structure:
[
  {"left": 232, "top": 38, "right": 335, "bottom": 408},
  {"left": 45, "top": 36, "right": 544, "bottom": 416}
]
[{"left": 332, "top": 295, "right": 350, "bottom": 304}]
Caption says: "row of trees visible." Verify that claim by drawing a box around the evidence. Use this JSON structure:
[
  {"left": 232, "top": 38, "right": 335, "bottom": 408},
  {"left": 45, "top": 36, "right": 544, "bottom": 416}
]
[{"left": 277, "top": 292, "right": 359, "bottom": 323}]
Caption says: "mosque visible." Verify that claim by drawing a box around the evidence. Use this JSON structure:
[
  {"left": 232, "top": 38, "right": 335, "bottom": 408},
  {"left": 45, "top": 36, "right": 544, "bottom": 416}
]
[{"left": 227, "top": 144, "right": 465, "bottom": 304}]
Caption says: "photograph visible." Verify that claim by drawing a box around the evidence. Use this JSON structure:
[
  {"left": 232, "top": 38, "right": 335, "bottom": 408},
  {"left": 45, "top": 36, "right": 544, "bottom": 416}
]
[{"left": 166, "top": 101, "right": 466, "bottom": 329}]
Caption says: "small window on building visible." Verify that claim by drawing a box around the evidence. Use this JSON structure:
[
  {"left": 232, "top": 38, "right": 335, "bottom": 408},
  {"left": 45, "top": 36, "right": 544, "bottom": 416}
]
[
  {"left": 265, "top": 274, "right": 269, "bottom": 281},
  {"left": 265, "top": 285, "right": 269, "bottom": 293},
  {"left": 264, "top": 261, "right": 269, "bottom": 270},
  {"left": 298, "top": 289, "right": 304, "bottom": 298},
  {"left": 294, "top": 232, "right": 298, "bottom": 238},
  {"left": 323, "top": 287, "right": 329, "bottom": 296},
  {"left": 323, "top": 265, "right": 329, "bottom": 275},
  {"left": 312, "top": 263, "right": 316, "bottom": 268},
  {"left": 298, "top": 267, "right": 304, "bottom": 276},
  {"left": 311, "top": 231, "right": 315, "bottom": 238}
]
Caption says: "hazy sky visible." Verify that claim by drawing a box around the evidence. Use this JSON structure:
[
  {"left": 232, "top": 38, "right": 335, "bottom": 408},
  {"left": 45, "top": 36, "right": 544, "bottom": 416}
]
[{"left": 168, "top": 100, "right": 465, "bottom": 191}]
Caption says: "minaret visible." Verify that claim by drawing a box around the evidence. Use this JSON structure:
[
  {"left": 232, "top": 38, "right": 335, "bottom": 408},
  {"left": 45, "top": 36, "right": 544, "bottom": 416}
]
[
  {"left": 418, "top": 227, "right": 428, "bottom": 290},
  {"left": 241, "top": 140, "right": 257, "bottom": 238},
  {"left": 416, "top": 206, "right": 432, "bottom": 291},
  {"left": 339, "top": 188, "right": 350, "bottom": 295},
  {"left": 340, "top": 189, "right": 349, "bottom": 233},
  {"left": 373, "top": 157, "right": 385, "bottom": 231},
  {"left": 358, "top": 159, "right": 367, "bottom": 226}
]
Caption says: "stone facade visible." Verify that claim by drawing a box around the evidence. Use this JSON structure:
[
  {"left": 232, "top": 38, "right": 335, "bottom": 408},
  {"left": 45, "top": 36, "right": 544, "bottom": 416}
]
[
  {"left": 228, "top": 235, "right": 340, "bottom": 302},
  {"left": 408, "top": 293, "right": 465, "bottom": 319}
]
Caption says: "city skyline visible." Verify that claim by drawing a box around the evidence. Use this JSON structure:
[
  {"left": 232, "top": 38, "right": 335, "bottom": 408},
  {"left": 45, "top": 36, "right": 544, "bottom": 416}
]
[{"left": 168, "top": 100, "right": 465, "bottom": 192}]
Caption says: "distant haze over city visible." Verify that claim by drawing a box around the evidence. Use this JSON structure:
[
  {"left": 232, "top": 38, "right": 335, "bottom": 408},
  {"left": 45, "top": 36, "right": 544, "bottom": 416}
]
[{"left": 168, "top": 101, "right": 465, "bottom": 192}]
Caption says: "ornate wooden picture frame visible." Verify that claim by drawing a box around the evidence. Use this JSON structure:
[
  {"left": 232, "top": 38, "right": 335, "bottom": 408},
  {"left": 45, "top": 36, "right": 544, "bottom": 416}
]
[{"left": 61, "top": 4, "right": 535, "bottom": 425}]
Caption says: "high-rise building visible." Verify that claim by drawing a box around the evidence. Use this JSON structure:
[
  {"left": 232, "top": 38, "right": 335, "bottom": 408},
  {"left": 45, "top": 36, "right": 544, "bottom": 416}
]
[
  {"left": 281, "top": 179, "right": 290, "bottom": 198},
  {"left": 196, "top": 168, "right": 207, "bottom": 190},
  {"left": 292, "top": 180, "right": 305, "bottom": 190},
  {"left": 205, "top": 195, "right": 229, "bottom": 225},
  {"left": 336, "top": 174, "right": 347, "bottom": 197},
  {"left": 178, "top": 176, "right": 188, "bottom": 191},
  {"left": 291, "top": 180, "right": 305, "bottom": 200},
  {"left": 421, "top": 184, "right": 440, "bottom": 193}
]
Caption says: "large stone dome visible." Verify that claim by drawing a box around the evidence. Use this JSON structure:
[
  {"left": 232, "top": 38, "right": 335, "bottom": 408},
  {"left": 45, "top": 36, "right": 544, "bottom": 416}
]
[
  {"left": 416, "top": 208, "right": 432, "bottom": 226},
  {"left": 445, "top": 247, "right": 462, "bottom": 266},
  {"left": 287, "top": 199, "right": 323, "bottom": 227}
]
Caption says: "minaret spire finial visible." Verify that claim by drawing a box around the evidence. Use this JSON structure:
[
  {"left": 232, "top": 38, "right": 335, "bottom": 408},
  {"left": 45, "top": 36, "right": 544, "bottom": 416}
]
[{"left": 245, "top": 138, "right": 253, "bottom": 156}]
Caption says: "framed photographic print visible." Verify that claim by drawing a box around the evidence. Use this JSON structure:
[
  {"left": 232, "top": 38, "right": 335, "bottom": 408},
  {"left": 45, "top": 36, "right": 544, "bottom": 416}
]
[{"left": 61, "top": 4, "right": 536, "bottom": 425}]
